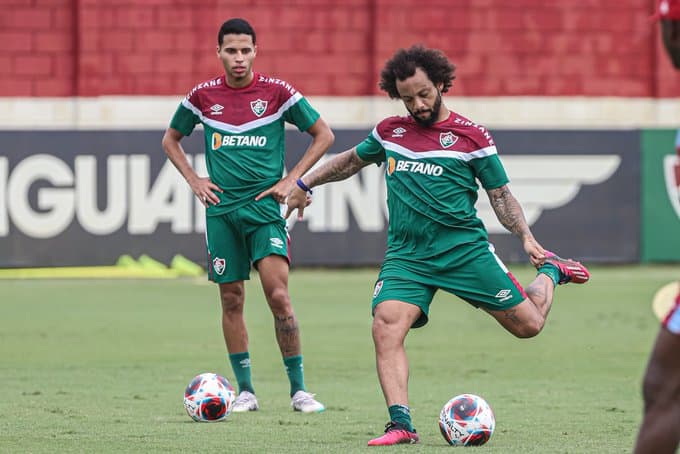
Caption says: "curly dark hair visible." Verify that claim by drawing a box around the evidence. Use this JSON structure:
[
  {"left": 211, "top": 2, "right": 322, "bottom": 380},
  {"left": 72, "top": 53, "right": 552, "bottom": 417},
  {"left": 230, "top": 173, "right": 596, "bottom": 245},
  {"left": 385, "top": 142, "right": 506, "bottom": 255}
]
[{"left": 379, "top": 45, "right": 456, "bottom": 99}]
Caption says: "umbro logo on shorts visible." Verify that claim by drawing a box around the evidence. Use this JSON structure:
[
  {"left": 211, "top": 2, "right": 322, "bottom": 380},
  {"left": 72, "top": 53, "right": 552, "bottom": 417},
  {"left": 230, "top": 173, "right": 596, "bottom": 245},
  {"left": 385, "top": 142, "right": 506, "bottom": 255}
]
[
  {"left": 495, "top": 289, "right": 512, "bottom": 302},
  {"left": 270, "top": 237, "right": 284, "bottom": 248}
]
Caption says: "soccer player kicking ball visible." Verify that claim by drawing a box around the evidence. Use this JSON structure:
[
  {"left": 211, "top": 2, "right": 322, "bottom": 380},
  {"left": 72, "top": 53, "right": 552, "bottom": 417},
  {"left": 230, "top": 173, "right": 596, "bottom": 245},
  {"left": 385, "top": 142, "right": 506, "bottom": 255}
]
[
  {"left": 162, "top": 18, "right": 333, "bottom": 414},
  {"left": 285, "top": 45, "right": 590, "bottom": 445},
  {"left": 633, "top": 2, "right": 680, "bottom": 453}
]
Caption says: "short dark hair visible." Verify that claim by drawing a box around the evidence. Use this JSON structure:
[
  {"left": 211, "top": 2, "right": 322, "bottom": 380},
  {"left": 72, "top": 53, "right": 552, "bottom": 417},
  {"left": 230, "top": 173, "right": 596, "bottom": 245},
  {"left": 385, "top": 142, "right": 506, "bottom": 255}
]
[
  {"left": 379, "top": 45, "right": 456, "bottom": 99},
  {"left": 218, "top": 18, "right": 256, "bottom": 46}
]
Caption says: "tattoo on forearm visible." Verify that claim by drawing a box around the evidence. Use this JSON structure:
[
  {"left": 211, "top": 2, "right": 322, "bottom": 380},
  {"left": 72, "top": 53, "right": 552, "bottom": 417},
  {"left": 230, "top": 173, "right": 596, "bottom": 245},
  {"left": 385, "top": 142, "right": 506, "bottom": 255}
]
[
  {"left": 274, "top": 315, "right": 300, "bottom": 357},
  {"left": 306, "top": 150, "right": 368, "bottom": 186},
  {"left": 489, "top": 187, "right": 530, "bottom": 238}
]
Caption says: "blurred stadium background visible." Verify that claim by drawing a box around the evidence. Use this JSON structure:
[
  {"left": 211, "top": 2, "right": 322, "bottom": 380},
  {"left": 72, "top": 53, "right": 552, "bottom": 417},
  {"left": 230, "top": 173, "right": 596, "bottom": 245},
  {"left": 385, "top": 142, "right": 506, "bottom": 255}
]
[
  {"left": 1, "top": 2, "right": 678, "bottom": 452},
  {"left": 1, "top": 0, "right": 679, "bottom": 269}
]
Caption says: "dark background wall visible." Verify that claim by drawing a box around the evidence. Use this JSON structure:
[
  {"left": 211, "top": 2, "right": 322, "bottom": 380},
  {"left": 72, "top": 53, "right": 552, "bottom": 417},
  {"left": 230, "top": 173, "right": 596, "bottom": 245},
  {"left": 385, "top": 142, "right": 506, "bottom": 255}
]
[{"left": 0, "top": 129, "right": 645, "bottom": 267}]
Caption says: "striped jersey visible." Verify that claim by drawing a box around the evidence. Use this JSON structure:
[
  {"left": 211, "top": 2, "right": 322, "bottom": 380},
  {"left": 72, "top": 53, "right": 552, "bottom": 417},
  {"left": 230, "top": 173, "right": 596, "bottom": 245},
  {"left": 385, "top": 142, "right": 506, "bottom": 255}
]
[
  {"left": 170, "top": 73, "right": 320, "bottom": 216},
  {"left": 356, "top": 111, "right": 509, "bottom": 269}
]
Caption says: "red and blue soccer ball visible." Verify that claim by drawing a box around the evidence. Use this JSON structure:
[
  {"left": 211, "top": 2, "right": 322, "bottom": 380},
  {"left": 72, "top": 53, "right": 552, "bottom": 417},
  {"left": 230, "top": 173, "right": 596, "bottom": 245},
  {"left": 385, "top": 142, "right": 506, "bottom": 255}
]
[
  {"left": 439, "top": 393, "right": 496, "bottom": 446},
  {"left": 183, "top": 372, "right": 236, "bottom": 422}
]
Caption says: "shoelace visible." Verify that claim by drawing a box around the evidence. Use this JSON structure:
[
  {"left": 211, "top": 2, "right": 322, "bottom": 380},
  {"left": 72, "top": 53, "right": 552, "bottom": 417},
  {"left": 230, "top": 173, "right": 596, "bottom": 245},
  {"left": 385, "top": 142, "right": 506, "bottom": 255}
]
[
  {"left": 384, "top": 421, "right": 405, "bottom": 432},
  {"left": 294, "top": 392, "right": 317, "bottom": 405},
  {"left": 234, "top": 394, "right": 253, "bottom": 405}
]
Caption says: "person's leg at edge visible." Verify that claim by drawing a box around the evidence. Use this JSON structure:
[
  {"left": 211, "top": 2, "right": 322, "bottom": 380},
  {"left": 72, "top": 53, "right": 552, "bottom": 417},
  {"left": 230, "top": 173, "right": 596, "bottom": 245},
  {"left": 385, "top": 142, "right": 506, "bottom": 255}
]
[
  {"left": 633, "top": 327, "right": 680, "bottom": 454},
  {"left": 371, "top": 300, "right": 422, "bottom": 438}
]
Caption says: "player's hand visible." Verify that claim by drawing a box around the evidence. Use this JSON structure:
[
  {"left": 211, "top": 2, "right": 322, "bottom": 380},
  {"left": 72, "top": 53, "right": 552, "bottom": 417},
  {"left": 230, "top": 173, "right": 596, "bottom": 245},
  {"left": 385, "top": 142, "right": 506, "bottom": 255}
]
[
  {"left": 285, "top": 186, "right": 311, "bottom": 220},
  {"left": 189, "top": 176, "right": 223, "bottom": 208},
  {"left": 523, "top": 237, "right": 546, "bottom": 268},
  {"left": 255, "top": 177, "right": 294, "bottom": 204}
]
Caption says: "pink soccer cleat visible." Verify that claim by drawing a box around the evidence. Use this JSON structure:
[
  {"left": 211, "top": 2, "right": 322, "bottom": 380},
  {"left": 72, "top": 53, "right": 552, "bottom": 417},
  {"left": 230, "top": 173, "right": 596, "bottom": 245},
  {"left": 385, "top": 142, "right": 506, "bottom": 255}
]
[
  {"left": 543, "top": 251, "right": 590, "bottom": 284},
  {"left": 367, "top": 422, "right": 419, "bottom": 446}
]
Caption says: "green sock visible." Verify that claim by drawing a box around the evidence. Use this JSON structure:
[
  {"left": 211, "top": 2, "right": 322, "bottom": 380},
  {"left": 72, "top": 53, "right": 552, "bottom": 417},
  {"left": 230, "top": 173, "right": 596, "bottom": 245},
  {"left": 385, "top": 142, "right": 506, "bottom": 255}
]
[
  {"left": 538, "top": 263, "right": 560, "bottom": 288},
  {"left": 388, "top": 404, "right": 415, "bottom": 432},
  {"left": 229, "top": 352, "right": 254, "bottom": 394},
  {"left": 283, "top": 355, "right": 306, "bottom": 397}
]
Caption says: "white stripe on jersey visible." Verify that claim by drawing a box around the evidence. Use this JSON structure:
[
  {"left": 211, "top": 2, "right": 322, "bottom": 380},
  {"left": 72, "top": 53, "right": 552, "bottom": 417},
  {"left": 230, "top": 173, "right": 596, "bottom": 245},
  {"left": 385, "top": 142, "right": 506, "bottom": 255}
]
[
  {"left": 371, "top": 127, "right": 498, "bottom": 161},
  {"left": 182, "top": 91, "right": 303, "bottom": 133}
]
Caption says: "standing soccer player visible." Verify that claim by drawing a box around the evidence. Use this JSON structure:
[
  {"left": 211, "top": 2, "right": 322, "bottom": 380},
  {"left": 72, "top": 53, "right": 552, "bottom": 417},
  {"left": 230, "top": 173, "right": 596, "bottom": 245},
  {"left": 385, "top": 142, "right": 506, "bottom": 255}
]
[
  {"left": 633, "top": 1, "right": 680, "bottom": 452},
  {"left": 162, "top": 18, "right": 333, "bottom": 413},
  {"left": 285, "top": 45, "right": 590, "bottom": 445}
]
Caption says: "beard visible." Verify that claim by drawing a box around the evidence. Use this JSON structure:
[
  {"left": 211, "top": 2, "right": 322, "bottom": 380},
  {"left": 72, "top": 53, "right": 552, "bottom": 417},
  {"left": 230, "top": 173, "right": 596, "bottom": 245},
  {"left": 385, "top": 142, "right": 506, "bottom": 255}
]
[{"left": 408, "top": 92, "right": 442, "bottom": 127}]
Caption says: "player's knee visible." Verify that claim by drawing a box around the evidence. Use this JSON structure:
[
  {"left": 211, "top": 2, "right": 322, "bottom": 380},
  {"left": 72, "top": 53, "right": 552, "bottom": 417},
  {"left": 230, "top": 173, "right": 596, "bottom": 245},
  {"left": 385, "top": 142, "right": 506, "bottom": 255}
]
[
  {"left": 265, "top": 286, "right": 291, "bottom": 312},
  {"left": 372, "top": 313, "right": 396, "bottom": 342},
  {"left": 219, "top": 286, "right": 244, "bottom": 313}
]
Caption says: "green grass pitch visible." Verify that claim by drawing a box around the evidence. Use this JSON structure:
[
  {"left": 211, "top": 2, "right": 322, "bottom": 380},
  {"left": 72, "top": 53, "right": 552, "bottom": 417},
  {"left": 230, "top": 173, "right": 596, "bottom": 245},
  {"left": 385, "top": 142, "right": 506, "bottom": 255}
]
[{"left": 0, "top": 265, "right": 676, "bottom": 453}]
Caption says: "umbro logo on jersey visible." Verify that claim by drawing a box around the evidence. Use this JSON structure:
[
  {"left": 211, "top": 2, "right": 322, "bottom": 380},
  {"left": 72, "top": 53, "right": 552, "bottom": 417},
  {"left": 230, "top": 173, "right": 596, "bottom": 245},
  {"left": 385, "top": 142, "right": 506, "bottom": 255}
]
[
  {"left": 250, "top": 99, "right": 268, "bottom": 117},
  {"left": 209, "top": 104, "right": 224, "bottom": 115},
  {"left": 392, "top": 127, "right": 407, "bottom": 138},
  {"left": 439, "top": 131, "right": 458, "bottom": 148},
  {"left": 270, "top": 237, "right": 284, "bottom": 248}
]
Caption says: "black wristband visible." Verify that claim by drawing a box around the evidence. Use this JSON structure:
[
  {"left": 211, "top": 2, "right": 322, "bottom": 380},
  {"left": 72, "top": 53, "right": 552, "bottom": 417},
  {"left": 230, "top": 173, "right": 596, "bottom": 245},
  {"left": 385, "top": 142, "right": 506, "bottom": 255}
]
[{"left": 296, "top": 178, "right": 313, "bottom": 194}]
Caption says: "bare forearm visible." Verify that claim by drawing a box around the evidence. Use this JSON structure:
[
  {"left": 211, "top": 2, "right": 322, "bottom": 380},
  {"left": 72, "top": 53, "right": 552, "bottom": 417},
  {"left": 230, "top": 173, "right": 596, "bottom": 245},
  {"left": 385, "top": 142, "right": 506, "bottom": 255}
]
[
  {"left": 488, "top": 185, "right": 533, "bottom": 240},
  {"left": 288, "top": 127, "right": 334, "bottom": 180},
  {"left": 301, "top": 148, "right": 369, "bottom": 187},
  {"left": 162, "top": 130, "right": 199, "bottom": 184}
]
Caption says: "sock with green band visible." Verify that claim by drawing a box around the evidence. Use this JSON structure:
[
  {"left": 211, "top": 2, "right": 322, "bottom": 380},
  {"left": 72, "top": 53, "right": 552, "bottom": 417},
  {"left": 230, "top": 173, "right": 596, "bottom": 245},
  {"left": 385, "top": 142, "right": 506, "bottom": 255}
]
[
  {"left": 538, "top": 263, "right": 560, "bottom": 287},
  {"left": 283, "top": 355, "right": 306, "bottom": 397},
  {"left": 389, "top": 404, "right": 415, "bottom": 432},
  {"left": 229, "top": 352, "right": 254, "bottom": 394}
]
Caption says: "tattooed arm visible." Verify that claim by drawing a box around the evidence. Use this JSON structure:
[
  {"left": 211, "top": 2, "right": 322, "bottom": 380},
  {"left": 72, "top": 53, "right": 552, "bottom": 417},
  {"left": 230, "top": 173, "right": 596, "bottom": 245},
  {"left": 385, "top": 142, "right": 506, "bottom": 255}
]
[
  {"left": 304, "top": 147, "right": 371, "bottom": 186},
  {"left": 285, "top": 147, "right": 372, "bottom": 220},
  {"left": 486, "top": 185, "right": 545, "bottom": 266}
]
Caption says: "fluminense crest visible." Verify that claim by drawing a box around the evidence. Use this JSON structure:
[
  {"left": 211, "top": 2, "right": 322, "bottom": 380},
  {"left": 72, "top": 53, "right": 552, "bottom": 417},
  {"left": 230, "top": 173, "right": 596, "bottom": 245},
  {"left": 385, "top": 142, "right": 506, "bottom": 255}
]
[
  {"left": 439, "top": 131, "right": 458, "bottom": 148},
  {"left": 212, "top": 257, "right": 226, "bottom": 275},
  {"left": 250, "top": 99, "right": 268, "bottom": 117}
]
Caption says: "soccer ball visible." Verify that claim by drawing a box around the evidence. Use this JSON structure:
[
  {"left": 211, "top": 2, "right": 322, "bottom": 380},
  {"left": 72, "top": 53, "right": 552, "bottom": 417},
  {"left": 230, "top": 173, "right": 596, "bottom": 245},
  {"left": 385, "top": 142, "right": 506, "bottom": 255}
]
[
  {"left": 439, "top": 393, "right": 495, "bottom": 446},
  {"left": 183, "top": 372, "right": 236, "bottom": 422}
]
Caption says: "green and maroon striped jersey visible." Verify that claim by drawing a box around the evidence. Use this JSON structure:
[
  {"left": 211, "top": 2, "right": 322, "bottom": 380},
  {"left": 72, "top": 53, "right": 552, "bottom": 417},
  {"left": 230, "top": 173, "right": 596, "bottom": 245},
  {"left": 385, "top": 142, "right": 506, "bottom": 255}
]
[
  {"left": 170, "top": 73, "right": 320, "bottom": 215},
  {"left": 356, "top": 111, "right": 509, "bottom": 270}
]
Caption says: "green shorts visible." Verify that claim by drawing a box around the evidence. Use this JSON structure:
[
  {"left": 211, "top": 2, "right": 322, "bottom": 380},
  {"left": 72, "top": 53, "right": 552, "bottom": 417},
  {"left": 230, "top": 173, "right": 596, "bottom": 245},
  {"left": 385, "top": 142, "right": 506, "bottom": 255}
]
[
  {"left": 205, "top": 200, "right": 288, "bottom": 283},
  {"left": 372, "top": 242, "right": 527, "bottom": 328}
]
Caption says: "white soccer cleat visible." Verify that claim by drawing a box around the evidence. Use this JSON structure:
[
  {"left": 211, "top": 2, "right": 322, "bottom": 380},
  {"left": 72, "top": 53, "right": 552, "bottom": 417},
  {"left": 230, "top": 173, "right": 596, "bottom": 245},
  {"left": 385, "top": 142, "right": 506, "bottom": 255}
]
[
  {"left": 231, "top": 391, "right": 259, "bottom": 412},
  {"left": 291, "top": 390, "right": 325, "bottom": 413}
]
